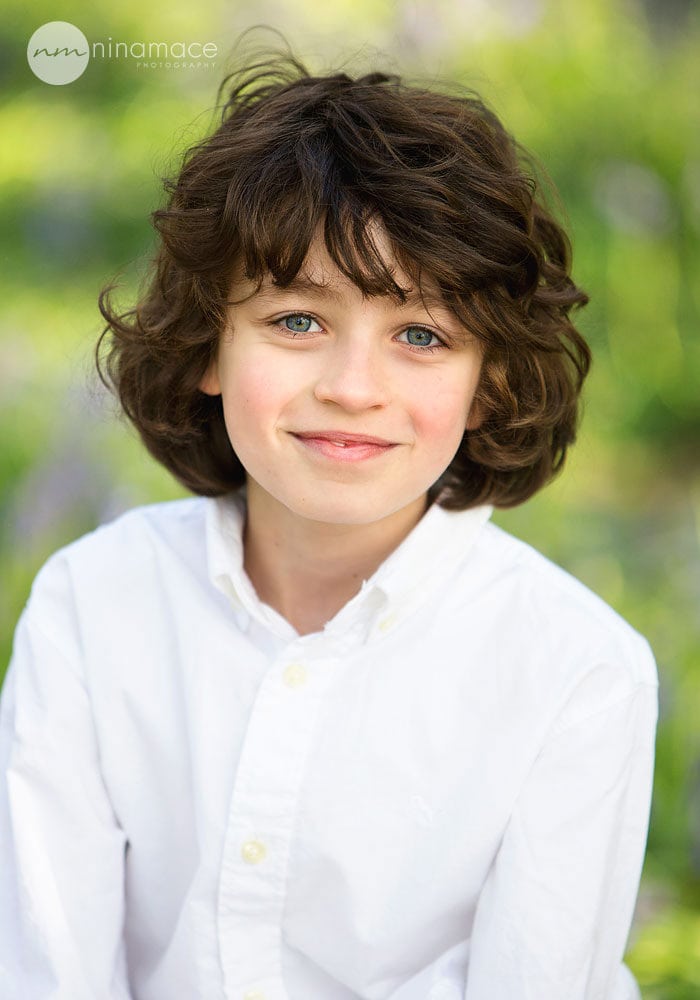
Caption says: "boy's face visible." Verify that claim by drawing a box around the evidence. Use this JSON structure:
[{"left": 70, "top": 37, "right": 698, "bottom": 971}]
[{"left": 201, "top": 228, "right": 483, "bottom": 529}]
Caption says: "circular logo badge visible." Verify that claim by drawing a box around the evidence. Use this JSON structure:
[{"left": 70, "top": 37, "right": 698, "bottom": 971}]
[{"left": 27, "top": 21, "right": 89, "bottom": 85}]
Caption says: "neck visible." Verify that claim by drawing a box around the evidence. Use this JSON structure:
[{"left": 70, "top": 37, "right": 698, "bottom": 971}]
[{"left": 243, "top": 484, "right": 427, "bottom": 635}]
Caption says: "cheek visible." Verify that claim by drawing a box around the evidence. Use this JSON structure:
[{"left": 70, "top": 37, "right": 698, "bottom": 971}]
[
  {"left": 220, "top": 352, "right": 292, "bottom": 427},
  {"left": 411, "top": 372, "right": 477, "bottom": 445}
]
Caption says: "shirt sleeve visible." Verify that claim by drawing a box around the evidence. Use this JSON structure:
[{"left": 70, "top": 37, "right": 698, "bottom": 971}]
[
  {"left": 464, "top": 666, "right": 658, "bottom": 1000},
  {"left": 0, "top": 586, "right": 133, "bottom": 1000}
]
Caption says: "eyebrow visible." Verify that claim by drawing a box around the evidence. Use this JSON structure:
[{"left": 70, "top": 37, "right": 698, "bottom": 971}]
[
  {"left": 252, "top": 276, "right": 348, "bottom": 305},
  {"left": 251, "top": 275, "right": 451, "bottom": 313}
]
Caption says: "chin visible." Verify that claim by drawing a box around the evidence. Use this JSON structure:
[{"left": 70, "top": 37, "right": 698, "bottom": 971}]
[
  {"left": 281, "top": 486, "right": 424, "bottom": 528},
  {"left": 290, "top": 498, "right": 390, "bottom": 526}
]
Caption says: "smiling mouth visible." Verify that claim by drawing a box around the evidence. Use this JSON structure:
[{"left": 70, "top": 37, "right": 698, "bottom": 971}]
[
  {"left": 290, "top": 430, "right": 398, "bottom": 461},
  {"left": 293, "top": 431, "right": 395, "bottom": 446}
]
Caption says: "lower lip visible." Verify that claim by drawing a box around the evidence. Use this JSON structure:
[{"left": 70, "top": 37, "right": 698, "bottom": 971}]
[{"left": 292, "top": 435, "right": 397, "bottom": 463}]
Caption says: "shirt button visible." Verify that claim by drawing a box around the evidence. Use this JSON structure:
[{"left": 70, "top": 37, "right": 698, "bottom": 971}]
[
  {"left": 283, "top": 662, "right": 308, "bottom": 688},
  {"left": 378, "top": 613, "right": 397, "bottom": 632},
  {"left": 243, "top": 991, "right": 267, "bottom": 1000},
  {"left": 241, "top": 839, "right": 267, "bottom": 865}
]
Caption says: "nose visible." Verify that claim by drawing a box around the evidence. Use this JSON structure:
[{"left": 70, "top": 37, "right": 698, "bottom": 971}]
[{"left": 313, "top": 334, "right": 390, "bottom": 412}]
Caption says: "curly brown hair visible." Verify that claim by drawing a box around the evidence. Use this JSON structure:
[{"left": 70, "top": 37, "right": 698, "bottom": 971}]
[{"left": 97, "top": 52, "right": 590, "bottom": 509}]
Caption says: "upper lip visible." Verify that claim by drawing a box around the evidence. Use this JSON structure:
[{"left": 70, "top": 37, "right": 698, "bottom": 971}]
[{"left": 292, "top": 430, "right": 396, "bottom": 445}]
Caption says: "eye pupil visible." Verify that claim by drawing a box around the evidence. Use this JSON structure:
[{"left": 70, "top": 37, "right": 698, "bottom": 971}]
[
  {"left": 285, "top": 315, "right": 312, "bottom": 333},
  {"left": 406, "top": 327, "right": 433, "bottom": 346}
]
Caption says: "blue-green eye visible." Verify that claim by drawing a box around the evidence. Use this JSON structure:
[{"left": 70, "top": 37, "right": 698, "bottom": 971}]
[
  {"left": 400, "top": 326, "right": 440, "bottom": 348},
  {"left": 284, "top": 314, "right": 314, "bottom": 333}
]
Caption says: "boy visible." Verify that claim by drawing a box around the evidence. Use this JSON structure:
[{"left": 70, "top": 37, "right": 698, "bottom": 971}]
[{"left": 0, "top": 51, "right": 658, "bottom": 1000}]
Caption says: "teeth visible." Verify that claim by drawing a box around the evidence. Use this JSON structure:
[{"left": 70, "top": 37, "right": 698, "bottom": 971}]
[{"left": 330, "top": 440, "right": 348, "bottom": 447}]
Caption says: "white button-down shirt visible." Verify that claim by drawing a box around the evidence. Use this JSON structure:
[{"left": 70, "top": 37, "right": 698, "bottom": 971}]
[{"left": 0, "top": 493, "right": 658, "bottom": 1000}]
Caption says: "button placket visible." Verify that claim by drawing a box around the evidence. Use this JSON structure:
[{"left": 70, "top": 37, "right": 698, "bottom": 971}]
[{"left": 217, "top": 646, "right": 338, "bottom": 997}]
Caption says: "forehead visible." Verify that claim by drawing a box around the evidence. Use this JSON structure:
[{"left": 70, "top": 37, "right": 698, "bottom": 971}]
[{"left": 232, "top": 225, "right": 449, "bottom": 312}]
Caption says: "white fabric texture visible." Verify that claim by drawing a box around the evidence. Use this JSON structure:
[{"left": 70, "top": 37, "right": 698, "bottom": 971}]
[{"left": 0, "top": 493, "right": 658, "bottom": 1000}]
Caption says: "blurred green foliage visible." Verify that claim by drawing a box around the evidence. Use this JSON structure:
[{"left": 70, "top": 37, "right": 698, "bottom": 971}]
[{"left": 1, "top": 0, "right": 699, "bottom": 993}]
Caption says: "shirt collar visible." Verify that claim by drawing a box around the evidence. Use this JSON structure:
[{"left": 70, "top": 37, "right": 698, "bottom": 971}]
[
  {"left": 206, "top": 490, "right": 296, "bottom": 639},
  {"left": 205, "top": 490, "right": 493, "bottom": 641},
  {"left": 371, "top": 499, "right": 493, "bottom": 600}
]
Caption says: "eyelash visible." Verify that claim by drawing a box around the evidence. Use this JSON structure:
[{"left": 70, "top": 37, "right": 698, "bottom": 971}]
[{"left": 269, "top": 313, "right": 447, "bottom": 354}]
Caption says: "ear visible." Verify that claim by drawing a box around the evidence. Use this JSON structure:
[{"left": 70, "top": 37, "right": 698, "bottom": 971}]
[{"left": 199, "top": 360, "right": 221, "bottom": 396}]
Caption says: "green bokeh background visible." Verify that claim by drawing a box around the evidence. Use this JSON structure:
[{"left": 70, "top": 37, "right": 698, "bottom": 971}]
[{"left": 2, "top": 0, "right": 699, "bottom": 994}]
